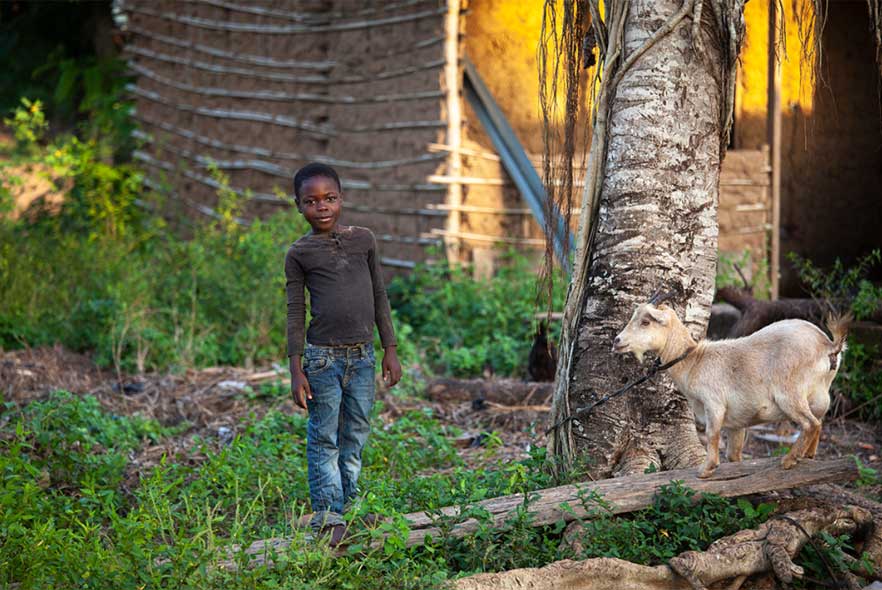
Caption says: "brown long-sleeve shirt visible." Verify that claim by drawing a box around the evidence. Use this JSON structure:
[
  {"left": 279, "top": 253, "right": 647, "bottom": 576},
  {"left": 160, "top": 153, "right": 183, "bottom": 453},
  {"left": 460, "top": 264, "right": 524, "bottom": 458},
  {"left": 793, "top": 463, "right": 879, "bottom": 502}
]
[{"left": 285, "top": 225, "right": 396, "bottom": 357}]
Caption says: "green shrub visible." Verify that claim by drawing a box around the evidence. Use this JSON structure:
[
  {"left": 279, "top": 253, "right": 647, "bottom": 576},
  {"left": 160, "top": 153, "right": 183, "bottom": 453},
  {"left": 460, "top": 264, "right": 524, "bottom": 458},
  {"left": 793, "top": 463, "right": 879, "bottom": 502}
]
[
  {"left": 3, "top": 98, "right": 48, "bottom": 155},
  {"left": 789, "top": 249, "right": 882, "bottom": 420},
  {"left": 388, "top": 252, "right": 567, "bottom": 378},
  {"left": 717, "top": 248, "right": 771, "bottom": 299},
  {"left": 788, "top": 249, "right": 881, "bottom": 314},
  {"left": 569, "top": 482, "right": 775, "bottom": 564}
]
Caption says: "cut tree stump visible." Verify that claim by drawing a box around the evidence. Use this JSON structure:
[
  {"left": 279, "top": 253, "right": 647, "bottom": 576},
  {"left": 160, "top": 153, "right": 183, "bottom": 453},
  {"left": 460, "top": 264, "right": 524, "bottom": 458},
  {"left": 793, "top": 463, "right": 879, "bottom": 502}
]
[
  {"left": 426, "top": 377, "right": 552, "bottom": 405},
  {"left": 222, "top": 456, "right": 857, "bottom": 570}
]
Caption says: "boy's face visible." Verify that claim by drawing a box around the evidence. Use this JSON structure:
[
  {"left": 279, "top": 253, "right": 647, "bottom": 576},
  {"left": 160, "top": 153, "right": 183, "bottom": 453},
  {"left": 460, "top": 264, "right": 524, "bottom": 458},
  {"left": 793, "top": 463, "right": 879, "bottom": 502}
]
[{"left": 298, "top": 175, "right": 342, "bottom": 233}]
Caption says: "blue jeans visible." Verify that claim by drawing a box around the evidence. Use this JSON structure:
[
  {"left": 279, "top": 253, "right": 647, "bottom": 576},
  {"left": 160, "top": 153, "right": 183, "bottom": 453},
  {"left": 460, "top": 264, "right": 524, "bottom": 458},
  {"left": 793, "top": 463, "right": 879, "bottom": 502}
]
[{"left": 303, "top": 342, "right": 375, "bottom": 528}]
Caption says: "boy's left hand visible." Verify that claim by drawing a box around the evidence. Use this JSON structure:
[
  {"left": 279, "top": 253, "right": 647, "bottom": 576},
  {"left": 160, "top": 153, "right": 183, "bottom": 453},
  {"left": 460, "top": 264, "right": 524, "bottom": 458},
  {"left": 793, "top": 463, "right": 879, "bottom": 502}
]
[{"left": 382, "top": 347, "right": 402, "bottom": 387}]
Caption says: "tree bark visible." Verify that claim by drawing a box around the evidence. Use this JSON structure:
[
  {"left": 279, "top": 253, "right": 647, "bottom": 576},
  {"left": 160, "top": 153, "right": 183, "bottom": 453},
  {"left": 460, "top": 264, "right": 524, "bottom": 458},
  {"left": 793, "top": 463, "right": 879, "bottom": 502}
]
[{"left": 549, "top": 0, "right": 729, "bottom": 477}]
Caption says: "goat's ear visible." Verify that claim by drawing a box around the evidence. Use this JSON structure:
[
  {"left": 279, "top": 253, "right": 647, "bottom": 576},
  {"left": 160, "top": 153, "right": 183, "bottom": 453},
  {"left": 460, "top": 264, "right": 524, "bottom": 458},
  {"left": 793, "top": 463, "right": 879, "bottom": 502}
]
[{"left": 645, "top": 306, "right": 668, "bottom": 325}]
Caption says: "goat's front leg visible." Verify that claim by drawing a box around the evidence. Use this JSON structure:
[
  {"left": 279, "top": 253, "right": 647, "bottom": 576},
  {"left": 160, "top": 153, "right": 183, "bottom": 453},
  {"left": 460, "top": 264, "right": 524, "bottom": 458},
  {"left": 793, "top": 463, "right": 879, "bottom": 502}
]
[
  {"left": 699, "top": 408, "right": 724, "bottom": 478},
  {"left": 726, "top": 428, "right": 747, "bottom": 463}
]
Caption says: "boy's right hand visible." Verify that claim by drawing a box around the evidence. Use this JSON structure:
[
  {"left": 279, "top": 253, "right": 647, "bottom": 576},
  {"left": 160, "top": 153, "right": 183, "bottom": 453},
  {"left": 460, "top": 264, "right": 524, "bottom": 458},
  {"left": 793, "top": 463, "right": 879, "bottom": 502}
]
[{"left": 290, "top": 356, "right": 312, "bottom": 410}]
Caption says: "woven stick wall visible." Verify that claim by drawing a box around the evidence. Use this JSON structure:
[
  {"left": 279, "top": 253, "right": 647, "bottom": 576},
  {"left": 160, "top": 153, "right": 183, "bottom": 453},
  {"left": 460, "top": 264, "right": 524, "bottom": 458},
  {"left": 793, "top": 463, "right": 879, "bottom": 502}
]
[{"left": 123, "top": 0, "right": 457, "bottom": 269}]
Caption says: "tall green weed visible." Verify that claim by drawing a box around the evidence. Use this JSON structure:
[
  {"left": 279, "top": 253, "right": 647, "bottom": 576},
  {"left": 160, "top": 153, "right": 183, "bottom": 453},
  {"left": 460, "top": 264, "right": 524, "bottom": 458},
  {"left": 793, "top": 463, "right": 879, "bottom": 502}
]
[{"left": 388, "top": 253, "right": 566, "bottom": 378}]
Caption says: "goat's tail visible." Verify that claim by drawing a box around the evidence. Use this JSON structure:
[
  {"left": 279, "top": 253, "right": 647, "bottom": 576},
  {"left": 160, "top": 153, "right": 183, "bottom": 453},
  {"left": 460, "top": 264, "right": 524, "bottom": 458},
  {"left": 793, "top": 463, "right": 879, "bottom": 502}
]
[{"left": 825, "top": 312, "right": 852, "bottom": 370}]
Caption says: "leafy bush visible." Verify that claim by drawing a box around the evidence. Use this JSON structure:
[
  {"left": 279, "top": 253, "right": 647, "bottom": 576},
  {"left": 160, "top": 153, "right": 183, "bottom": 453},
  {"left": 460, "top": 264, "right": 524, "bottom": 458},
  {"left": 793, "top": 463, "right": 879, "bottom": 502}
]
[
  {"left": 789, "top": 249, "right": 881, "bottom": 316},
  {"left": 790, "top": 249, "right": 882, "bottom": 420},
  {"left": 570, "top": 482, "right": 775, "bottom": 564},
  {"left": 716, "top": 248, "right": 771, "bottom": 299},
  {"left": 388, "top": 253, "right": 567, "bottom": 378},
  {"left": 2, "top": 122, "right": 560, "bottom": 380},
  {"left": 3, "top": 98, "right": 48, "bottom": 155}
]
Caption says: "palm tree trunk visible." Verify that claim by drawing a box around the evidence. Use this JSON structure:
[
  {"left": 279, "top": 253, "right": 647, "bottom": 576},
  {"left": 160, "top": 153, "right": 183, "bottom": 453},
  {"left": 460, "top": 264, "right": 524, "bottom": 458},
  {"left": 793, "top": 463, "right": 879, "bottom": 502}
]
[{"left": 550, "top": 0, "right": 727, "bottom": 478}]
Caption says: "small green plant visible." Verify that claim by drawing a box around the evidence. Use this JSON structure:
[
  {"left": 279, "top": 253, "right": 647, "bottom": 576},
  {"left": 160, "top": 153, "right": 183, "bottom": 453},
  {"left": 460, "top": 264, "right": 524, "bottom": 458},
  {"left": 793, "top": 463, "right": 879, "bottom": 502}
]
[
  {"left": 388, "top": 251, "right": 567, "bottom": 378},
  {"left": 836, "top": 343, "right": 882, "bottom": 421},
  {"left": 569, "top": 482, "right": 776, "bottom": 565},
  {"left": 716, "top": 248, "right": 771, "bottom": 299},
  {"left": 794, "top": 530, "right": 876, "bottom": 589},
  {"left": 854, "top": 457, "right": 880, "bottom": 487},
  {"left": 789, "top": 249, "right": 881, "bottom": 314},
  {"left": 3, "top": 97, "right": 48, "bottom": 155}
]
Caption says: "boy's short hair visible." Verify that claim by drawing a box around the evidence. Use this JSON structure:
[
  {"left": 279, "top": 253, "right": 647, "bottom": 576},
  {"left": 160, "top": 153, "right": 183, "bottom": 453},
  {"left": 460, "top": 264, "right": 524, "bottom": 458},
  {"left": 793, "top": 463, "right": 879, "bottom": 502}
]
[{"left": 293, "top": 163, "right": 342, "bottom": 202}]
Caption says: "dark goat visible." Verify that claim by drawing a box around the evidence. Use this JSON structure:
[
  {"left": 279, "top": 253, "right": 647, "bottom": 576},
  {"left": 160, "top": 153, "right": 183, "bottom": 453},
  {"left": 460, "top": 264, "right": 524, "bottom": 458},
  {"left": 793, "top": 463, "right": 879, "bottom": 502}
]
[
  {"left": 716, "top": 286, "right": 828, "bottom": 338},
  {"left": 527, "top": 321, "right": 558, "bottom": 382}
]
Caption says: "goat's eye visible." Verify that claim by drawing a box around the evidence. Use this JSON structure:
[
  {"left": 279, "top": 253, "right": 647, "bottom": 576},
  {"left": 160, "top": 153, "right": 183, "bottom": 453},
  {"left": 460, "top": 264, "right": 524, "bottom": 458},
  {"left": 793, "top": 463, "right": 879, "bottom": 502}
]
[{"left": 640, "top": 319, "right": 650, "bottom": 326}]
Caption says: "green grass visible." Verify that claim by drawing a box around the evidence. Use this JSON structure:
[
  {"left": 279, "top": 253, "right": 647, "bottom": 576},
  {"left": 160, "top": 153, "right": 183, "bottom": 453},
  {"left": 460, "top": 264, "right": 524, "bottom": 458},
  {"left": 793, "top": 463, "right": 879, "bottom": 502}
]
[{"left": 0, "top": 391, "right": 799, "bottom": 590}]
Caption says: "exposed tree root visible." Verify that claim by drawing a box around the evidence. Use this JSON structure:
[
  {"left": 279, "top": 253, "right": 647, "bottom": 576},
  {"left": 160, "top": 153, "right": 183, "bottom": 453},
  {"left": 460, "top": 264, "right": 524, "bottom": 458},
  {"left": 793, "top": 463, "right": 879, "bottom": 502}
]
[
  {"left": 454, "top": 558, "right": 690, "bottom": 590},
  {"left": 454, "top": 505, "right": 878, "bottom": 590}
]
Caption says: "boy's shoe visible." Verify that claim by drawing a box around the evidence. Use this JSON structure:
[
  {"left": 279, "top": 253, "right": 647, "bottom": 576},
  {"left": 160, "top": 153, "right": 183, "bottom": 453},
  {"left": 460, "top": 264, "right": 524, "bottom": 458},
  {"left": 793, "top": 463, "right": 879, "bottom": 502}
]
[
  {"left": 318, "top": 523, "right": 348, "bottom": 548},
  {"left": 356, "top": 513, "right": 383, "bottom": 527}
]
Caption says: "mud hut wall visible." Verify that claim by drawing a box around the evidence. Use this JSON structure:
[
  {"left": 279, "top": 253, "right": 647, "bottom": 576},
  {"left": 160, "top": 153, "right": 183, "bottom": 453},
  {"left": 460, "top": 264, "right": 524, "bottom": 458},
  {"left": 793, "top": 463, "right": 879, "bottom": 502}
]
[
  {"left": 730, "top": 0, "right": 882, "bottom": 294},
  {"left": 778, "top": 2, "right": 882, "bottom": 293},
  {"left": 457, "top": 0, "right": 569, "bottom": 271},
  {"left": 718, "top": 148, "right": 772, "bottom": 280},
  {"left": 124, "top": 0, "right": 451, "bottom": 270}
]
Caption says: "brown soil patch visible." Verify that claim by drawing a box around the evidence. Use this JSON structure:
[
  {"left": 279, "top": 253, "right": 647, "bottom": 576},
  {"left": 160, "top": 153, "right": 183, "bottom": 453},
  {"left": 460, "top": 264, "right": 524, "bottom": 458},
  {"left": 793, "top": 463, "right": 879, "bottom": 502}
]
[
  {"left": 2, "top": 346, "right": 880, "bottom": 490},
  {"left": 2, "top": 162, "right": 69, "bottom": 220}
]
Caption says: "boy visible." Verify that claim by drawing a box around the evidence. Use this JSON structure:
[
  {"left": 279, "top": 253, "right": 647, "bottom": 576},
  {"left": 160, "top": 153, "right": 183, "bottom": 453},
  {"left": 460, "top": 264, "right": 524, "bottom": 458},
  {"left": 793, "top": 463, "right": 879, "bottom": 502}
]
[{"left": 286, "top": 162, "right": 402, "bottom": 545}]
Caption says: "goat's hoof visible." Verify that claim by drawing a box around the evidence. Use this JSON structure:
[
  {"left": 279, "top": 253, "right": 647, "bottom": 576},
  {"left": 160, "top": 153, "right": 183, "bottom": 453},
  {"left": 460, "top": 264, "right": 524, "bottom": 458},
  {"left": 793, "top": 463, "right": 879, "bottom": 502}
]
[
  {"left": 781, "top": 456, "right": 798, "bottom": 470},
  {"left": 698, "top": 467, "right": 716, "bottom": 479}
]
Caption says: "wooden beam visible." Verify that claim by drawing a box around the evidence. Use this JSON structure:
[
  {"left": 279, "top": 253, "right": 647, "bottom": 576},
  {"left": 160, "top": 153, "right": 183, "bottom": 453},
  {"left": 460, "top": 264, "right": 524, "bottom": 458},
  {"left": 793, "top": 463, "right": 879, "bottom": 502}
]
[
  {"left": 768, "top": 0, "right": 783, "bottom": 299},
  {"left": 399, "top": 456, "right": 857, "bottom": 548},
  {"left": 443, "top": 0, "right": 463, "bottom": 265}
]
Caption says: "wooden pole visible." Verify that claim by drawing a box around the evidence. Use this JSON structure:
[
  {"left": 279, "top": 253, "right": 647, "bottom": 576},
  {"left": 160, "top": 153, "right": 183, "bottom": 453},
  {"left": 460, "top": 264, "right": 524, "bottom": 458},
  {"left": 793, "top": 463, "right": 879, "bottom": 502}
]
[
  {"left": 443, "top": 0, "right": 463, "bottom": 265},
  {"left": 768, "top": 0, "right": 783, "bottom": 299}
]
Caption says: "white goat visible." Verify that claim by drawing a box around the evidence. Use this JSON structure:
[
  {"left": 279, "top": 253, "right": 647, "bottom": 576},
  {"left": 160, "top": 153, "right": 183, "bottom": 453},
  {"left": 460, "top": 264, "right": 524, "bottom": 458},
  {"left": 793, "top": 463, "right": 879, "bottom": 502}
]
[{"left": 613, "top": 296, "right": 849, "bottom": 478}]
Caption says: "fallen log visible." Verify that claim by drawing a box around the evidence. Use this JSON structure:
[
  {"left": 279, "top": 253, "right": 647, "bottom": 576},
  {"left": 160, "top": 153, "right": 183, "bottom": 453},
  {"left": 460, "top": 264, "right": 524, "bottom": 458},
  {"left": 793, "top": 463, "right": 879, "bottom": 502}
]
[
  {"left": 225, "top": 456, "right": 857, "bottom": 570},
  {"left": 401, "top": 456, "right": 858, "bottom": 548},
  {"left": 454, "top": 504, "right": 876, "bottom": 590},
  {"left": 426, "top": 377, "right": 553, "bottom": 405}
]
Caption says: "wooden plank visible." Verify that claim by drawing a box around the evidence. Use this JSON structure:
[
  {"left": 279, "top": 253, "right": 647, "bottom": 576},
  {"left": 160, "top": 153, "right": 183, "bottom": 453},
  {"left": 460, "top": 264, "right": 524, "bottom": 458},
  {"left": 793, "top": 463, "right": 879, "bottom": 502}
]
[{"left": 400, "top": 456, "right": 857, "bottom": 547}]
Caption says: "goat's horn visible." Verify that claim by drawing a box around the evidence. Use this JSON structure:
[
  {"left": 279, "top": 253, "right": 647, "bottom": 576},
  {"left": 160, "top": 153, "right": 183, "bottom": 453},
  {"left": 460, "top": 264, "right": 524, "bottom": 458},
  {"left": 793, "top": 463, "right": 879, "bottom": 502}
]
[{"left": 648, "top": 289, "right": 677, "bottom": 306}]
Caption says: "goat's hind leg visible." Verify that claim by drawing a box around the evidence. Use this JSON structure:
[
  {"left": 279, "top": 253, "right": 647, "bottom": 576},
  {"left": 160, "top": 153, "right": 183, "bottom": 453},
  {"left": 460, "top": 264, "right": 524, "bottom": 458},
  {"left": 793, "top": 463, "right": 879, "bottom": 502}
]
[
  {"left": 775, "top": 392, "right": 821, "bottom": 469},
  {"left": 804, "top": 424, "right": 823, "bottom": 459},
  {"left": 726, "top": 428, "right": 747, "bottom": 463},
  {"left": 805, "top": 389, "right": 831, "bottom": 459}
]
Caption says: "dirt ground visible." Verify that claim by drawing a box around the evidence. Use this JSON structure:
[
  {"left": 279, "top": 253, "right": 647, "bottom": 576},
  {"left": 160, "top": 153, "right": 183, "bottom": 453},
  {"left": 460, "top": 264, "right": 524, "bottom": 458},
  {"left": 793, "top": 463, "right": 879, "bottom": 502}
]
[{"left": 2, "top": 346, "right": 880, "bottom": 489}]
